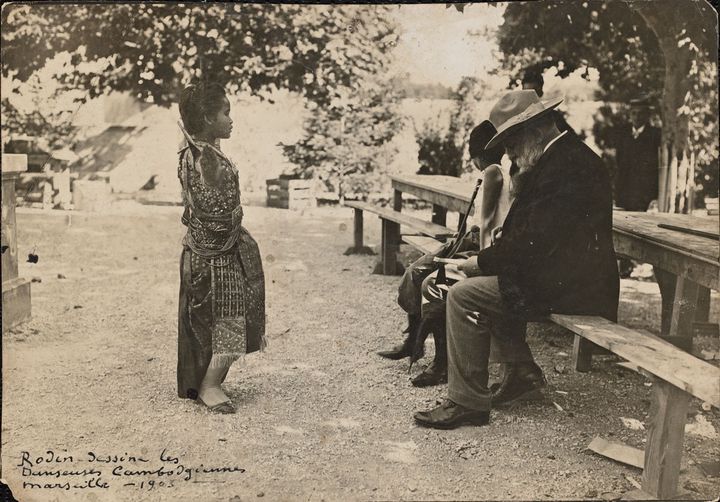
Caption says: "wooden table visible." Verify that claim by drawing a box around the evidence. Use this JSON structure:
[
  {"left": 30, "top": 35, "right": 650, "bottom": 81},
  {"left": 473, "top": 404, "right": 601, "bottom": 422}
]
[
  {"left": 612, "top": 211, "right": 719, "bottom": 344},
  {"left": 608, "top": 211, "right": 719, "bottom": 498},
  {"left": 390, "top": 174, "right": 475, "bottom": 227}
]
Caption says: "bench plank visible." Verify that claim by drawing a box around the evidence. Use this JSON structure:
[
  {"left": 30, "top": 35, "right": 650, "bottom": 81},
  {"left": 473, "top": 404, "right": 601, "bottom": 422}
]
[
  {"left": 550, "top": 314, "right": 720, "bottom": 408},
  {"left": 345, "top": 201, "right": 454, "bottom": 239},
  {"left": 402, "top": 235, "right": 446, "bottom": 255}
]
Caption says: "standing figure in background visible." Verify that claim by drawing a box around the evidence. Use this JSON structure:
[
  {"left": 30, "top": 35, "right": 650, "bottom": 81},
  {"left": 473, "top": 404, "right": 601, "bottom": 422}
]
[
  {"left": 177, "top": 82, "right": 266, "bottom": 414},
  {"left": 378, "top": 120, "right": 511, "bottom": 387},
  {"left": 614, "top": 96, "right": 661, "bottom": 213}
]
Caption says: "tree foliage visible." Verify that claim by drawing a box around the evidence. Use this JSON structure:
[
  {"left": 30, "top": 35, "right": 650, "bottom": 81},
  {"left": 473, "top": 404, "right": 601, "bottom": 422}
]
[
  {"left": 415, "top": 77, "right": 488, "bottom": 177},
  {"left": 282, "top": 75, "right": 404, "bottom": 198},
  {"left": 2, "top": 4, "right": 398, "bottom": 107},
  {"left": 496, "top": 0, "right": 718, "bottom": 202},
  {"left": 499, "top": 1, "right": 665, "bottom": 101},
  {"left": 2, "top": 4, "right": 404, "bottom": 193},
  {"left": 1, "top": 90, "right": 78, "bottom": 152}
]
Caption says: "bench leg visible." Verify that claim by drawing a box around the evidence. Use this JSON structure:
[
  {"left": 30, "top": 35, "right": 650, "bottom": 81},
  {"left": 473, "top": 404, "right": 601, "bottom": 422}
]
[
  {"left": 344, "top": 209, "right": 375, "bottom": 256},
  {"left": 572, "top": 335, "right": 594, "bottom": 372},
  {"left": 654, "top": 267, "right": 676, "bottom": 337},
  {"left": 381, "top": 219, "right": 401, "bottom": 275},
  {"left": 393, "top": 189, "right": 403, "bottom": 212},
  {"left": 641, "top": 380, "right": 690, "bottom": 499},
  {"left": 354, "top": 208, "right": 364, "bottom": 249},
  {"left": 694, "top": 286, "right": 710, "bottom": 323},
  {"left": 431, "top": 204, "right": 447, "bottom": 227}
]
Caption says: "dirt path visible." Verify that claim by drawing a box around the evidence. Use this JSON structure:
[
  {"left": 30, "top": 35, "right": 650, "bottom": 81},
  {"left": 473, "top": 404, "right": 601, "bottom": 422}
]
[{"left": 2, "top": 204, "right": 719, "bottom": 501}]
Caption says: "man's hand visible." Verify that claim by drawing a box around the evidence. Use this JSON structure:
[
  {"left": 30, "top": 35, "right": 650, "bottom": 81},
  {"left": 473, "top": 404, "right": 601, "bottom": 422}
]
[
  {"left": 491, "top": 226, "right": 503, "bottom": 245},
  {"left": 458, "top": 256, "right": 481, "bottom": 276}
]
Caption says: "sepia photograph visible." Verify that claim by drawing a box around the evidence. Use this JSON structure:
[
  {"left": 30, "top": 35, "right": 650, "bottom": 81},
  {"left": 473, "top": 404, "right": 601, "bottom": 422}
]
[{"left": 1, "top": 1, "right": 718, "bottom": 501}]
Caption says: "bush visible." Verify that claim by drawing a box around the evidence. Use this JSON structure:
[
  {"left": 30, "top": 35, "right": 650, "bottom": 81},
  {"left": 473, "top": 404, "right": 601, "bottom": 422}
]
[{"left": 415, "top": 120, "right": 462, "bottom": 177}]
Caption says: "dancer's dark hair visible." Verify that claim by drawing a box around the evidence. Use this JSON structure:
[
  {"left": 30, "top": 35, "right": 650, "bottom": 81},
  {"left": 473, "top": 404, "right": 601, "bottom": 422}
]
[{"left": 179, "top": 82, "right": 227, "bottom": 136}]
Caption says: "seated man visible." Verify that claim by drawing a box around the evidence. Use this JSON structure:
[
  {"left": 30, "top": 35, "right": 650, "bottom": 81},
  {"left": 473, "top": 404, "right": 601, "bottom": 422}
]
[
  {"left": 378, "top": 121, "right": 510, "bottom": 387},
  {"left": 414, "top": 90, "right": 619, "bottom": 429}
]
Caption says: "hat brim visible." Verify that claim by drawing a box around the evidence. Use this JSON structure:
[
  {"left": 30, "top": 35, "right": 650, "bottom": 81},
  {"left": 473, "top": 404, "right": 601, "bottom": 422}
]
[{"left": 485, "top": 97, "right": 564, "bottom": 150}]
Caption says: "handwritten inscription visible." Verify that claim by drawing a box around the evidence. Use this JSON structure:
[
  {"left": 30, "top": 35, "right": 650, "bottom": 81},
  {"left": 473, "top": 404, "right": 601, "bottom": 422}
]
[{"left": 16, "top": 448, "right": 245, "bottom": 492}]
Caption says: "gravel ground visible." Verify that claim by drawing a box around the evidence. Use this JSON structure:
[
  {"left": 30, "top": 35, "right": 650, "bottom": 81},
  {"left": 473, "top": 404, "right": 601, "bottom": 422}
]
[{"left": 2, "top": 202, "right": 719, "bottom": 502}]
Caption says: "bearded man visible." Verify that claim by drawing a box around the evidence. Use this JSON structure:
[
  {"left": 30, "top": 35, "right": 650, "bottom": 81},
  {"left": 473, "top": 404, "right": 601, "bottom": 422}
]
[{"left": 414, "top": 90, "right": 619, "bottom": 429}]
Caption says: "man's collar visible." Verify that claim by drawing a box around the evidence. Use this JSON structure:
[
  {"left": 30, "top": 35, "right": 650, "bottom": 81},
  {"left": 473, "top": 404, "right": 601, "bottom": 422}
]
[
  {"left": 542, "top": 130, "right": 568, "bottom": 155},
  {"left": 632, "top": 124, "right": 646, "bottom": 138}
]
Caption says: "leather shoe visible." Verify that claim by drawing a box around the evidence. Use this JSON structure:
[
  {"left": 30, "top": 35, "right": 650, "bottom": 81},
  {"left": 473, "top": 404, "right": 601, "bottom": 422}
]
[
  {"left": 378, "top": 315, "right": 424, "bottom": 360},
  {"left": 411, "top": 360, "right": 448, "bottom": 387},
  {"left": 491, "top": 362, "right": 547, "bottom": 408},
  {"left": 378, "top": 335, "right": 425, "bottom": 360},
  {"left": 414, "top": 399, "right": 490, "bottom": 429},
  {"left": 378, "top": 342, "right": 413, "bottom": 360}
]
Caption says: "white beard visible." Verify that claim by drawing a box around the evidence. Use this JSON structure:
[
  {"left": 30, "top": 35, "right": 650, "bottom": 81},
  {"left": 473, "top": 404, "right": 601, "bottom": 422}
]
[{"left": 510, "top": 140, "right": 545, "bottom": 196}]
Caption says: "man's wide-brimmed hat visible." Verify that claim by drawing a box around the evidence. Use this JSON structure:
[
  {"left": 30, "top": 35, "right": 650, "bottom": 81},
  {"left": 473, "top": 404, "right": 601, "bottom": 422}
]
[{"left": 485, "top": 90, "right": 563, "bottom": 150}]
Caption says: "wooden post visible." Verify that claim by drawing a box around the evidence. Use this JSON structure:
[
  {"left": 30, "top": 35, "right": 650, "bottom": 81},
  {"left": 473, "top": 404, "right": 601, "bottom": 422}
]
[
  {"left": 353, "top": 208, "right": 364, "bottom": 250},
  {"left": 572, "top": 335, "right": 594, "bottom": 372},
  {"left": 2, "top": 154, "right": 32, "bottom": 331},
  {"left": 431, "top": 204, "right": 447, "bottom": 227},
  {"left": 641, "top": 380, "right": 690, "bottom": 499},
  {"left": 381, "top": 219, "right": 400, "bottom": 275}
]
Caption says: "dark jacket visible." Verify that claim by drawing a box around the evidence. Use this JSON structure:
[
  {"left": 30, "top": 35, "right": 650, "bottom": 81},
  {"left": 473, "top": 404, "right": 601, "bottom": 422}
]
[
  {"left": 614, "top": 123, "right": 661, "bottom": 211},
  {"left": 475, "top": 133, "right": 619, "bottom": 321}
]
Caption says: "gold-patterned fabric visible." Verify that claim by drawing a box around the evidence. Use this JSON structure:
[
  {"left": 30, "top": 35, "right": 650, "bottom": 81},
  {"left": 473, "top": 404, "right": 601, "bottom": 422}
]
[{"left": 176, "top": 140, "right": 265, "bottom": 399}]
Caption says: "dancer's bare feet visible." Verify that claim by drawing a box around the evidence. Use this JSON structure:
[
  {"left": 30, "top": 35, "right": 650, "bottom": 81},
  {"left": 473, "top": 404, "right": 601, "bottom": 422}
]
[
  {"left": 197, "top": 387, "right": 235, "bottom": 414},
  {"left": 198, "top": 363, "right": 235, "bottom": 413}
]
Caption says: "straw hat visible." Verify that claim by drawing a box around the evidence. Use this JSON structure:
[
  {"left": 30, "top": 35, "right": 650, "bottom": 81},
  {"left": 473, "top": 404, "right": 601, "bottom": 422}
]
[{"left": 485, "top": 90, "right": 563, "bottom": 150}]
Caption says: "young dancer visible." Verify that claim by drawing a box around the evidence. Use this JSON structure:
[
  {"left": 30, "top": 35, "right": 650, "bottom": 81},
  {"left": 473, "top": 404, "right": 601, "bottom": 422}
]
[{"left": 177, "top": 82, "right": 266, "bottom": 414}]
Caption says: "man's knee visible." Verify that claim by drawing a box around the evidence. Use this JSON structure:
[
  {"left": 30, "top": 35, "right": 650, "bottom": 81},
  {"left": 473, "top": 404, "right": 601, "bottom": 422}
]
[
  {"left": 448, "top": 276, "right": 499, "bottom": 310},
  {"left": 447, "top": 280, "right": 473, "bottom": 308}
]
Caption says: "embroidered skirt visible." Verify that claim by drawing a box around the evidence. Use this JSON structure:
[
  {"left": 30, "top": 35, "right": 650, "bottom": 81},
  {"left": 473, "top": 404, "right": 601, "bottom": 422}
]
[{"left": 177, "top": 227, "right": 265, "bottom": 399}]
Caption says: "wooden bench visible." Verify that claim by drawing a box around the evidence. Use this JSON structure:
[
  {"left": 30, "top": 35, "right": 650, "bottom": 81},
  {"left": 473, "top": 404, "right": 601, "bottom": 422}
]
[
  {"left": 344, "top": 174, "right": 476, "bottom": 274},
  {"left": 551, "top": 313, "right": 720, "bottom": 500},
  {"left": 344, "top": 200, "right": 454, "bottom": 274}
]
